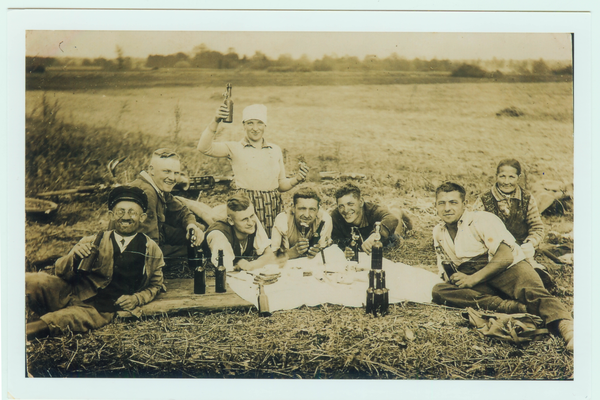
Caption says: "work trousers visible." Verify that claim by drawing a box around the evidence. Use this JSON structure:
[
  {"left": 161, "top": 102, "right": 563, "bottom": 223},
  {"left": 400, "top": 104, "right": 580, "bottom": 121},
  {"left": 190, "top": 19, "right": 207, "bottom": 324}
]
[
  {"left": 431, "top": 260, "right": 571, "bottom": 325},
  {"left": 26, "top": 272, "right": 113, "bottom": 336}
]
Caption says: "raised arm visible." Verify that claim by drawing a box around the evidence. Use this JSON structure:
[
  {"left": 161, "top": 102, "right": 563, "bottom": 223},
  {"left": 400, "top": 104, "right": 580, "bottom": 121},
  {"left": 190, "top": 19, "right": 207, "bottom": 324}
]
[
  {"left": 277, "top": 158, "right": 309, "bottom": 193},
  {"left": 197, "top": 105, "right": 233, "bottom": 158}
]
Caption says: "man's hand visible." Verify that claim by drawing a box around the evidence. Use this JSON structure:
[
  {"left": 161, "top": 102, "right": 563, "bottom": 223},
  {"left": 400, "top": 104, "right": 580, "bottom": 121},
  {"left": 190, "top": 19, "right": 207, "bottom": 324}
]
[
  {"left": 307, "top": 245, "right": 320, "bottom": 259},
  {"left": 115, "top": 295, "right": 139, "bottom": 311},
  {"left": 361, "top": 233, "right": 378, "bottom": 255},
  {"left": 215, "top": 104, "right": 230, "bottom": 123},
  {"left": 70, "top": 242, "right": 94, "bottom": 260},
  {"left": 296, "top": 163, "right": 309, "bottom": 183},
  {"left": 186, "top": 224, "right": 205, "bottom": 247},
  {"left": 291, "top": 237, "right": 310, "bottom": 256},
  {"left": 521, "top": 242, "right": 535, "bottom": 259},
  {"left": 450, "top": 272, "right": 480, "bottom": 289},
  {"left": 344, "top": 247, "right": 355, "bottom": 260}
]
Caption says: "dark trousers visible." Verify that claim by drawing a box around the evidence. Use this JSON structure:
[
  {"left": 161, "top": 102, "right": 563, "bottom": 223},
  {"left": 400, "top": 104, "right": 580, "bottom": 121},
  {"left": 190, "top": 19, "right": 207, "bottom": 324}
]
[
  {"left": 432, "top": 260, "right": 571, "bottom": 325},
  {"left": 161, "top": 224, "right": 189, "bottom": 259}
]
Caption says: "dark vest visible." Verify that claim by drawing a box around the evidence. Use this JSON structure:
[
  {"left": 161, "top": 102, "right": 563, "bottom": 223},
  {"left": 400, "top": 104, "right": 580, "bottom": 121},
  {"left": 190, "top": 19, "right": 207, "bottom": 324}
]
[
  {"left": 202, "top": 221, "right": 257, "bottom": 265},
  {"left": 480, "top": 188, "right": 531, "bottom": 245},
  {"left": 87, "top": 233, "right": 147, "bottom": 313}
]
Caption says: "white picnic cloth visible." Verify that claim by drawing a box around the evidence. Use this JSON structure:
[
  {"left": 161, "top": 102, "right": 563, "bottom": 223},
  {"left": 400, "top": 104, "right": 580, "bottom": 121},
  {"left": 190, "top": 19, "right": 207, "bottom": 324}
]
[{"left": 226, "top": 246, "right": 442, "bottom": 312}]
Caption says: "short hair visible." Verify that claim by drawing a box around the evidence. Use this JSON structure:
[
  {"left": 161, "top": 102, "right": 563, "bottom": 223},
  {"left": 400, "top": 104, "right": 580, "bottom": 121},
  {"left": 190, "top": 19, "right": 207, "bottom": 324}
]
[
  {"left": 334, "top": 183, "right": 361, "bottom": 201},
  {"left": 496, "top": 159, "right": 522, "bottom": 176},
  {"left": 293, "top": 187, "right": 321, "bottom": 206},
  {"left": 150, "top": 148, "right": 180, "bottom": 165},
  {"left": 435, "top": 182, "right": 466, "bottom": 201},
  {"left": 227, "top": 193, "right": 251, "bottom": 212}
]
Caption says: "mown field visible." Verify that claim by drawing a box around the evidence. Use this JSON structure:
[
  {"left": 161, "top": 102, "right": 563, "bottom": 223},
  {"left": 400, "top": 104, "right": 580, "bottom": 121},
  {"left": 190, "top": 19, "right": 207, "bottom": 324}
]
[{"left": 24, "top": 70, "right": 574, "bottom": 379}]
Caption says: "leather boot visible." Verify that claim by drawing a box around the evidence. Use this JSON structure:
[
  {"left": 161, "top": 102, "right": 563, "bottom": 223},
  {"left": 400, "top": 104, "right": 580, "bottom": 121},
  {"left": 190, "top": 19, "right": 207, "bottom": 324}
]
[{"left": 558, "top": 319, "right": 574, "bottom": 352}]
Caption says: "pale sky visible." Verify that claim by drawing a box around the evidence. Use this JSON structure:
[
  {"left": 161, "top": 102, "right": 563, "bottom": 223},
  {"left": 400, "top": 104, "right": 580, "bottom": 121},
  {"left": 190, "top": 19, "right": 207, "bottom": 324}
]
[{"left": 26, "top": 31, "right": 572, "bottom": 61}]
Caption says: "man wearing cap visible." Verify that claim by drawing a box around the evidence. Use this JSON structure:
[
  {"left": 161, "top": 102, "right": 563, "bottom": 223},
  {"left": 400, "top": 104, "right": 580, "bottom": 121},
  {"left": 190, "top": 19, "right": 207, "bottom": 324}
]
[
  {"left": 118, "top": 148, "right": 204, "bottom": 259},
  {"left": 271, "top": 187, "right": 333, "bottom": 259},
  {"left": 197, "top": 103, "right": 309, "bottom": 236},
  {"left": 26, "top": 186, "right": 165, "bottom": 339}
]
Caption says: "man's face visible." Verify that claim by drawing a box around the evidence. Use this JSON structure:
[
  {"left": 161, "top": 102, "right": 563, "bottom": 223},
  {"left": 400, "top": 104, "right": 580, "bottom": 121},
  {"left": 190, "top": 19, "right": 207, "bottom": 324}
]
[
  {"left": 243, "top": 119, "right": 265, "bottom": 144},
  {"left": 109, "top": 201, "right": 147, "bottom": 236},
  {"left": 293, "top": 198, "right": 319, "bottom": 228},
  {"left": 336, "top": 194, "right": 363, "bottom": 226},
  {"left": 148, "top": 157, "right": 181, "bottom": 192},
  {"left": 227, "top": 205, "right": 257, "bottom": 236},
  {"left": 435, "top": 191, "right": 466, "bottom": 225}
]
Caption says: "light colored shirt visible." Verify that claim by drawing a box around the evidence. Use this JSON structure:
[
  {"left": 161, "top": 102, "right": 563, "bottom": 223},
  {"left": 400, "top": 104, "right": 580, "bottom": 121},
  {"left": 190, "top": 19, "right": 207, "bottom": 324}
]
[
  {"left": 471, "top": 185, "right": 545, "bottom": 248},
  {"left": 432, "top": 210, "right": 525, "bottom": 277},
  {"left": 202, "top": 137, "right": 286, "bottom": 191},
  {"left": 113, "top": 232, "right": 135, "bottom": 253},
  {"left": 206, "top": 215, "right": 271, "bottom": 271},
  {"left": 271, "top": 209, "right": 333, "bottom": 252}
]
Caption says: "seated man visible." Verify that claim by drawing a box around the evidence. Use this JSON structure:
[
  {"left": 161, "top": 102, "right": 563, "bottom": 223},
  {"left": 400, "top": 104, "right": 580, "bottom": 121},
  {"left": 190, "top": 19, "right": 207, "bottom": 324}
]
[
  {"left": 431, "top": 182, "right": 573, "bottom": 351},
  {"left": 202, "top": 193, "right": 286, "bottom": 272},
  {"left": 331, "top": 183, "right": 408, "bottom": 256},
  {"left": 115, "top": 148, "right": 203, "bottom": 259},
  {"left": 26, "top": 186, "right": 165, "bottom": 339},
  {"left": 271, "top": 187, "right": 333, "bottom": 259}
]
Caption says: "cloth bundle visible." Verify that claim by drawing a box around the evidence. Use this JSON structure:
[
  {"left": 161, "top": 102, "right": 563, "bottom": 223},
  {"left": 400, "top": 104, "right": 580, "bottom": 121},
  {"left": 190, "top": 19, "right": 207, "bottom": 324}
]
[{"left": 464, "top": 307, "right": 549, "bottom": 344}]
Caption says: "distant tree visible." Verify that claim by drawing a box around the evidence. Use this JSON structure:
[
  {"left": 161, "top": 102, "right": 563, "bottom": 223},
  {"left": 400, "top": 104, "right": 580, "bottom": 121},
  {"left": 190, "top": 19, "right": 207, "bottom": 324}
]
[
  {"left": 247, "top": 51, "right": 271, "bottom": 70},
  {"left": 532, "top": 58, "right": 550, "bottom": 75},
  {"left": 115, "top": 46, "right": 126, "bottom": 70},
  {"left": 82, "top": 58, "right": 93, "bottom": 66},
  {"left": 313, "top": 55, "right": 335, "bottom": 71},
  {"left": 451, "top": 63, "right": 487, "bottom": 78}
]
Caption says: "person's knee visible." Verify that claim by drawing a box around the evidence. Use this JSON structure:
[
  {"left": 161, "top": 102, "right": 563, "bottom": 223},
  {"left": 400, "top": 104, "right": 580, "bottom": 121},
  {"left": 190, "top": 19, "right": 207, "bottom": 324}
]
[
  {"left": 432, "top": 282, "right": 451, "bottom": 304},
  {"left": 25, "top": 271, "right": 54, "bottom": 294}
]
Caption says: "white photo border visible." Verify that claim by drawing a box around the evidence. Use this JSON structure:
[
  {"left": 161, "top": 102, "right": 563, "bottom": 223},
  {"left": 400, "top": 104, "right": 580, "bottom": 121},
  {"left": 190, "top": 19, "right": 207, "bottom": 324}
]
[{"left": 2, "top": 4, "right": 595, "bottom": 400}]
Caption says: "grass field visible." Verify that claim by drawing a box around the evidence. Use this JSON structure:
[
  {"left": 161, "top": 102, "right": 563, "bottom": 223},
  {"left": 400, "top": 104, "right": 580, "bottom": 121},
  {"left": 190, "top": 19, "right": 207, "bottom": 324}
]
[{"left": 24, "top": 70, "right": 574, "bottom": 379}]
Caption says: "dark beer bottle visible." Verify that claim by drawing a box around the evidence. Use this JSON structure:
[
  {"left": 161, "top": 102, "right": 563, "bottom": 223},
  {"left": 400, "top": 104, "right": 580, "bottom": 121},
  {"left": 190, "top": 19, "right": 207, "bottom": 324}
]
[
  {"left": 366, "top": 286, "right": 374, "bottom": 314},
  {"left": 77, "top": 231, "right": 104, "bottom": 273},
  {"left": 380, "top": 270, "right": 389, "bottom": 315},
  {"left": 190, "top": 247, "right": 205, "bottom": 295},
  {"left": 371, "top": 222, "right": 383, "bottom": 270},
  {"left": 223, "top": 83, "right": 234, "bottom": 123},
  {"left": 257, "top": 283, "right": 271, "bottom": 317},
  {"left": 442, "top": 261, "right": 457, "bottom": 280},
  {"left": 215, "top": 249, "right": 227, "bottom": 293}
]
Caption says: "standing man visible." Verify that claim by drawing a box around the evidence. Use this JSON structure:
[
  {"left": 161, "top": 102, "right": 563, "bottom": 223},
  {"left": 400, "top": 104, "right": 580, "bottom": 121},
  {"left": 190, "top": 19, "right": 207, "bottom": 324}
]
[
  {"left": 431, "top": 182, "right": 573, "bottom": 351},
  {"left": 271, "top": 187, "right": 332, "bottom": 259},
  {"left": 197, "top": 103, "right": 309, "bottom": 236},
  {"left": 331, "top": 183, "right": 408, "bottom": 257},
  {"left": 26, "top": 186, "right": 165, "bottom": 339},
  {"left": 202, "top": 193, "right": 286, "bottom": 272},
  {"left": 120, "top": 148, "right": 204, "bottom": 259}
]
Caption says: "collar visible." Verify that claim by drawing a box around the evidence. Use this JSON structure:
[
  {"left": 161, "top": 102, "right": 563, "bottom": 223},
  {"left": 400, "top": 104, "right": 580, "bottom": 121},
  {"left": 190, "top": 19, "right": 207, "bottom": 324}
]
[
  {"left": 140, "top": 171, "right": 166, "bottom": 202},
  {"left": 241, "top": 136, "right": 272, "bottom": 149},
  {"left": 491, "top": 183, "right": 522, "bottom": 201},
  {"left": 113, "top": 231, "right": 137, "bottom": 251}
]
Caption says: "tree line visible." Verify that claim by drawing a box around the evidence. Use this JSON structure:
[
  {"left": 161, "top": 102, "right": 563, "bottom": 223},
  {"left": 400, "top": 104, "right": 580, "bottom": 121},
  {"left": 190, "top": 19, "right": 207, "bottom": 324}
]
[{"left": 26, "top": 44, "right": 572, "bottom": 76}]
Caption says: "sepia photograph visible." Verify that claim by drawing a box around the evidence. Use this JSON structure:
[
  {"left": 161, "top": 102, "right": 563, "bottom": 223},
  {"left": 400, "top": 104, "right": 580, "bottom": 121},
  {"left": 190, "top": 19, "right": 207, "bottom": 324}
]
[{"left": 3, "top": 5, "right": 595, "bottom": 400}]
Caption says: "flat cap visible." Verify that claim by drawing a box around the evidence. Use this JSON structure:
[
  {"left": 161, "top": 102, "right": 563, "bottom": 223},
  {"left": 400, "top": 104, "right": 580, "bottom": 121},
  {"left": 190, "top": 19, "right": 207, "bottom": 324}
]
[{"left": 108, "top": 186, "right": 148, "bottom": 212}]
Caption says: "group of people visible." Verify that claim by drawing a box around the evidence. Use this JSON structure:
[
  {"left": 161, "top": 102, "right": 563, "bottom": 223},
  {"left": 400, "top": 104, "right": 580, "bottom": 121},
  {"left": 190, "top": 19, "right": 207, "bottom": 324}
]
[{"left": 25, "top": 102, "right": 573, "bottom": 353}]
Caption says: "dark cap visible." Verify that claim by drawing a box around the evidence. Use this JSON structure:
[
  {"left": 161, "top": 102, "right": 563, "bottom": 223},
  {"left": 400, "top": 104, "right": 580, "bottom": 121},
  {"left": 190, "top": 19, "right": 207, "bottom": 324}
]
[{"left": 108, "top": 186, "right": 148, "bottom": 212}]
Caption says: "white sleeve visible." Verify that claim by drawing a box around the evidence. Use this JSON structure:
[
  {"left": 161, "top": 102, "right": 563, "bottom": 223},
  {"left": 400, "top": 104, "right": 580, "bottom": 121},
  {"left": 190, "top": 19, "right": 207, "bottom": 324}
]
[
  {"left": 271, "top": 213, "right": 288, "bottom": 251},
  {"left": 253, "top": 215, "right": 272, "bottom": 256},
  {"left": 206, "top": 231, "right": 235, "bottom": 271}
]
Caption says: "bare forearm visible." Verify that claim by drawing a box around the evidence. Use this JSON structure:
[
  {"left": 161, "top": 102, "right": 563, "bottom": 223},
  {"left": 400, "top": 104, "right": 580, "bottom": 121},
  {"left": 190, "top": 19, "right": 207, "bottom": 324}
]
[
  {"left": 278, "top": 177, "right": 301, "bottom": 192},
  {"left": 471, "top": 243, "right": 513, "bottom": 284}
]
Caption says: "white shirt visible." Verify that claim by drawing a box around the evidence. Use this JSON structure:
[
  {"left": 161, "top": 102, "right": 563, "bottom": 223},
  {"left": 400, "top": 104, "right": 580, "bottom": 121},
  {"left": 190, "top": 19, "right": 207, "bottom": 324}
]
[
  {"left": 206, "top": 215, "right": 271, "bottom": 271},
  {"left": 113, "top": 231, "right": 136, "bottom": 253},
  {"left": 432, "top": 210, "right": 525, "bottom": 277}
]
